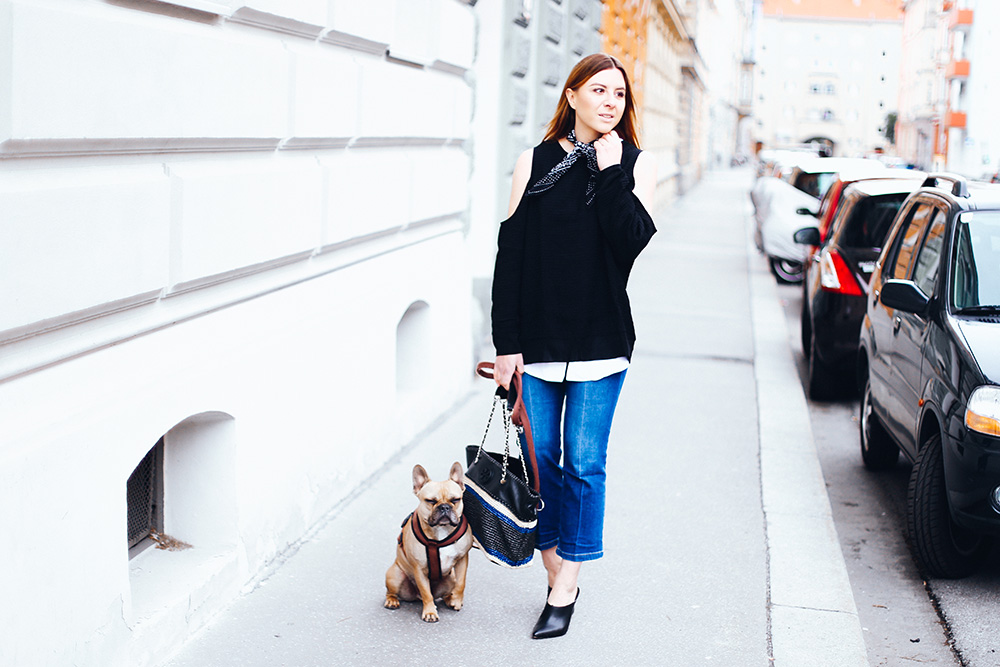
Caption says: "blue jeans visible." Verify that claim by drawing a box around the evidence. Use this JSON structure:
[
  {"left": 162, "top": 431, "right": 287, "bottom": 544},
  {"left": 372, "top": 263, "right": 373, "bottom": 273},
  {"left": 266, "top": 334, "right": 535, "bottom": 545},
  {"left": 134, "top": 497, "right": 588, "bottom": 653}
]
[{"left": 520, "top": 370, "right": 626, "bottom": 562}]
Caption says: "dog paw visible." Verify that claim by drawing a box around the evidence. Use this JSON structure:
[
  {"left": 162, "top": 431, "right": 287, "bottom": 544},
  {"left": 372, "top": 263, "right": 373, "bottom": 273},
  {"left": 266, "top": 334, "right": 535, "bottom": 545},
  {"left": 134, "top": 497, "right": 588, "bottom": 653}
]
[
  {"left": 421, "top": 608, "right": 440, "bottom": 623},
  {"left": 444, "top": 595, "right": 463, "bottom": 612},
  {"left": 384, "top": 595, "right": 400, "bottom": 610}
]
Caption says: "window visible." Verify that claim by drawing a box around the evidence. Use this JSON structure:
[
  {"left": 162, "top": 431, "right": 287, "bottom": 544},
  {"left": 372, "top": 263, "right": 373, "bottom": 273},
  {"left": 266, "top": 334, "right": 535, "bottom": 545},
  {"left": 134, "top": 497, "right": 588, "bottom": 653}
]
[
  {"left": 397, "top": 301, "right": 431, "bottom": 397},
  {"left": 891, "top": 204, "right": 937, "bottom": 280},
  {"left": 127, "top": 438, "right": 164, "bottom": 555},
  {"left": 827, "top": 196, "right": 857, "bottom": 240},
  {"left": 952, "top": 212, "right": 1000, "bottom": 309},
  {"left": 912, "top": 212, "right": 947, "bottom": 295},
  {"left": 841, "top": 194, "right": 909, "bottom": 250}
]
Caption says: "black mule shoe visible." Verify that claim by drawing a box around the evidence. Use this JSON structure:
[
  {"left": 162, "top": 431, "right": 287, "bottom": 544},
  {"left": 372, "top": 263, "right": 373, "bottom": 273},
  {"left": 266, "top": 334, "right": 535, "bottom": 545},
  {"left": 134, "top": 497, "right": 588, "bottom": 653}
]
[{"left": 531, "top": 589, "right": 580, "bottom": 640}]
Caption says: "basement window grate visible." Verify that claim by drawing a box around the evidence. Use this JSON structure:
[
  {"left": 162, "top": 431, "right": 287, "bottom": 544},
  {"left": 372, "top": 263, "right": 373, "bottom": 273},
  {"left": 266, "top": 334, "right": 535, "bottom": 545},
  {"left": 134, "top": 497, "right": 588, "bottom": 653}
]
[{"left": 127, "top": 437, "right": 164, "bottom": 555}]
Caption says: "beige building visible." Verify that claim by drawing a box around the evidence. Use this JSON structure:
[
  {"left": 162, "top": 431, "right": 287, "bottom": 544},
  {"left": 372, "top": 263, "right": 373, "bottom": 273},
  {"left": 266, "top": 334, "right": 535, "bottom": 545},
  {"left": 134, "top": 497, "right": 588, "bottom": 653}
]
[
  {"left": 638, "top": 1, "right": 691, "bottom": 208},
  {"left": 753, "top": 0, "right": 903, "bottom": 156},
  {"left": 626, "top": 0, "right": 753, "bottom": 205}
]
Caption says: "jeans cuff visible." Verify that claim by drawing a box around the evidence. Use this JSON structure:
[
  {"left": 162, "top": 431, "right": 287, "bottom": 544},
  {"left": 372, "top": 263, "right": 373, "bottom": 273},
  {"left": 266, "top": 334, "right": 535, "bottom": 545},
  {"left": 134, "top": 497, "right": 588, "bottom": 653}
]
[
  {"left": 556, "top": 547, "right": 603, "bottom": 563},
  {"left": 536, "top": 537, "right": 559, "bottom": 552}
]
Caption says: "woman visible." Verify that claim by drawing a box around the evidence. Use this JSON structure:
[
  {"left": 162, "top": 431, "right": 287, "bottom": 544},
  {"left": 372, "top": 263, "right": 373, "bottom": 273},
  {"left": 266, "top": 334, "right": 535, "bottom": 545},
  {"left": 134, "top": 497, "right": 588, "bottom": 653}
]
[{"left": 491, "top": 53, "right": 657, "bottom": 639}]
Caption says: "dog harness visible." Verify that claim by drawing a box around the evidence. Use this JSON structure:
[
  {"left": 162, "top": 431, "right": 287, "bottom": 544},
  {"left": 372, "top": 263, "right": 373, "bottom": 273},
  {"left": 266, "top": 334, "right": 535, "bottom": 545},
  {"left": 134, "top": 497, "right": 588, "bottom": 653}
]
[{"left": 398, "top": 512, "right": 469, "bottom": 582}]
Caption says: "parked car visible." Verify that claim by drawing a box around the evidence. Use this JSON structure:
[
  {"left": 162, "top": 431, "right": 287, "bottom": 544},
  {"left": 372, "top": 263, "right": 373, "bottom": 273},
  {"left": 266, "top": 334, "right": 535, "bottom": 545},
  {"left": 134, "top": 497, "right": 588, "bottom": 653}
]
[
  {"left": 795, "top": 177, "right": 926, "bottom": 399},
  {"left": 754, "top": 157, "right": 885, "bottom": 284},
  {"left": 808, "top": 169, "right": 927, "bottom": 245},
  {"left": 857, "top": 173, "right": 1000, "bottom": 578}
]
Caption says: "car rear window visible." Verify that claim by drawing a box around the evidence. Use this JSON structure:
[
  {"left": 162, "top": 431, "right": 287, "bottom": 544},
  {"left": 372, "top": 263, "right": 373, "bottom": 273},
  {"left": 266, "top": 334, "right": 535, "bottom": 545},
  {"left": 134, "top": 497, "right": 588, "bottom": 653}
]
[
  {"left": 953, "top": 211, "right": 1000, "bottom": 309},
  {"left": 793, "top": 171, "right": 836, "bottom": 199},
  {"left": 839, "top": 193, "right": 909, "bottom": 249}
]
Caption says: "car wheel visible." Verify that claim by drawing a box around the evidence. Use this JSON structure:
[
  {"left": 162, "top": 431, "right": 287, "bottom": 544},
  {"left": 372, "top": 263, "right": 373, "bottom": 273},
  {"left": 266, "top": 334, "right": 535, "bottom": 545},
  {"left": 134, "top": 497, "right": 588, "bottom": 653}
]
[
  {"left": 768, "top": 257, "right": 804, "bottom": 284},
  {"left": 859, "top": 377, "right": 899, "bottom": 470},
  {"left": 907, "top": 433, "right": 990, "bottom": 578}
]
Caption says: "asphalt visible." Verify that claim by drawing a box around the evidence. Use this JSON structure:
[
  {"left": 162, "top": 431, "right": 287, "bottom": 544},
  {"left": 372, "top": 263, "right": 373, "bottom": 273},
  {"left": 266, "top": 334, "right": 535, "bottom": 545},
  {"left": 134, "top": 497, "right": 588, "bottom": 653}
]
[{"left": 164, "top": 168, "right": 868, "bottom": 667}]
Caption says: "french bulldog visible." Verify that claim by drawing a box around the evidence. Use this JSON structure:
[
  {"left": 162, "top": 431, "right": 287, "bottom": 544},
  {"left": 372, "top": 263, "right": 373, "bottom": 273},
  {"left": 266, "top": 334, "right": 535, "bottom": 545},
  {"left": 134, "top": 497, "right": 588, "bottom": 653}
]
[{"left": 384, "top": 462, "right": 473, "bottom": 622}]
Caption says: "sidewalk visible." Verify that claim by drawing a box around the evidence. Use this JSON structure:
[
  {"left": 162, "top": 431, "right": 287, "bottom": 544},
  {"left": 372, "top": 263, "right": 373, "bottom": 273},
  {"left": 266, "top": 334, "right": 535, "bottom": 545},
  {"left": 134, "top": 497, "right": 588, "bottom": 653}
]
[{"left": 164, "top": 168, "right": 867, "bottom": 667}]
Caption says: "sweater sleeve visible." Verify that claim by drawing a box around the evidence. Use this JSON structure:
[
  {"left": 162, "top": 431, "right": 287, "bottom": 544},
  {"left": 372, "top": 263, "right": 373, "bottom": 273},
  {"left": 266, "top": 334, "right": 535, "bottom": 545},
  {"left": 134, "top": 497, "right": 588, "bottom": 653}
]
[
  {"left": 491, "top": 206, "right": 526, "bottom": 355},
  {"left": 593, "top": 163, "right": 657, "bottom": 271}
]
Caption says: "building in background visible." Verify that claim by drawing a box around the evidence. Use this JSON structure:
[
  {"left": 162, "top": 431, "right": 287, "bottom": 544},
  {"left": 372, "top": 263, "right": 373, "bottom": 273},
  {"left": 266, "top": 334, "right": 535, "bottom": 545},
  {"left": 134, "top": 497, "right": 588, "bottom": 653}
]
[
  {"left": 896, "top": 0, "right": 997, "bottom": 178},
  {"left": 643, "top": 1, "right": 694, "bottom": 208},
  {"left": 753, "top": 0, "right": 903, "bottom": 156},
  {"left": 938, "top": 0, "right": 997, "bottom": 178},
  {"left": 602, "top": 0, "right": 754, "bottom": 202},
  {"left": 897, "top": 0, "right": 947, "bottom": 170},
  {"left": 0, "top": 1, "right": 475, "bottom": 664},
  {"left": 681, "top": 0, "right": 755, "bottom": 179},
  {"left": 602, "top": 0, "right": 648, "bottom": 107}
]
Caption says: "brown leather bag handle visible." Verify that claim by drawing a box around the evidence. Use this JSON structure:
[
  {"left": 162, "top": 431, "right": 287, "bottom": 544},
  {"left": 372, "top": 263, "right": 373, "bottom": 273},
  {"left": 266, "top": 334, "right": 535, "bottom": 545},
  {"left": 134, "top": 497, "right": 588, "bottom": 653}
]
[{"left": 475, "top": 361, "right": 540, "bottom": 494}]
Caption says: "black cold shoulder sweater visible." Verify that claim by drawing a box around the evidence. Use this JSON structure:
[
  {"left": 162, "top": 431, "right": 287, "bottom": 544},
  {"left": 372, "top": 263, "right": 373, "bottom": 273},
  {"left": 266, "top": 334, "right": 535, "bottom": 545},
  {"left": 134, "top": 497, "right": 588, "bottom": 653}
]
[{"left": 491, "top": 140, "right": 657, "bottom": 364}]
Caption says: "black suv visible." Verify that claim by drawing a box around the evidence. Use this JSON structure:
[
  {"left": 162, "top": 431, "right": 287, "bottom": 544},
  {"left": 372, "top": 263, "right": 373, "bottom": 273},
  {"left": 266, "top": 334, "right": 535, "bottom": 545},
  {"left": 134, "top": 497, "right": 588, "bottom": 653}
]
[
  {"left": 858, "top": 173, "right": 1000, "bottom": 577},
  {"left": 796, "top": 177, "right": 924, "bottom": 400}
]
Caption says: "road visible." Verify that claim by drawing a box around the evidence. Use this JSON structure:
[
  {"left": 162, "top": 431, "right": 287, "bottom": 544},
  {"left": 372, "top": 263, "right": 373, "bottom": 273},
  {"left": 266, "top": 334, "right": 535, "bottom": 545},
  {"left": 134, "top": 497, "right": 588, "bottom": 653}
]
[{"left": 775, "top": 281, "right": 1000, "bottom": 667}]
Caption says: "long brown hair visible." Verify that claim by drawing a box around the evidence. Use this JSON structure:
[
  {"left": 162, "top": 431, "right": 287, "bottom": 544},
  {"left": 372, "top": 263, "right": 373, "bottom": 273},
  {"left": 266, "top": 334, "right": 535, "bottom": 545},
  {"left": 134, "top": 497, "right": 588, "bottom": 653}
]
[{"left": 542, "top": 53, "right": 640, "bottom": 148}]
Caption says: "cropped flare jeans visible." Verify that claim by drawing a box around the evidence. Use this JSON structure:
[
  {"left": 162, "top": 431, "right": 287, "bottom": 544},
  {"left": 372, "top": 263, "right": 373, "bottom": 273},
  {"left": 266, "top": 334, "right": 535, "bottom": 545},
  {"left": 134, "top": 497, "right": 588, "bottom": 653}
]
[{"left": 520, "top": 370, "right": 626, "bottom": 562}]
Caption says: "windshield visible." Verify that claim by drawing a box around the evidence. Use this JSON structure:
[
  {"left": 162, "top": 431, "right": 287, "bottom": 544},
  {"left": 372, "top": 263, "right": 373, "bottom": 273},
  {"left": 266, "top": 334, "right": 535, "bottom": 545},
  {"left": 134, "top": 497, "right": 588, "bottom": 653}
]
[{"left": 952, "top": 211, "right": 1000, "bottom": 310}]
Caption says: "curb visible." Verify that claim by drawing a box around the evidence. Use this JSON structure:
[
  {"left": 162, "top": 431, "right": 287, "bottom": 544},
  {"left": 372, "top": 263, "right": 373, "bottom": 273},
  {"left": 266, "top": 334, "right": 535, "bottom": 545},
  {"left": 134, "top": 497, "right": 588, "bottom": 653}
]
[{"left": 747, "top": 239, "right": 869, "bottom": 666}]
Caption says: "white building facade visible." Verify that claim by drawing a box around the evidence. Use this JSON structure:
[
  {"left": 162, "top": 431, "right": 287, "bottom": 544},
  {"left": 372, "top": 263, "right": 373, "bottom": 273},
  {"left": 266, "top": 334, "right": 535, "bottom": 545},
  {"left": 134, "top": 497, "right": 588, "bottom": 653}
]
[
  {"left": 0, "top": 1, "right": 476, "bottom": 665},
  {"left": 753, "top": 6, "right": 902, "bottom": 156},
  {"left": 897, "top": 0, "right": 947, "bottom": 170},
  {"left": 897, "top": 0, "right": 1000, "bottom": 177},
  {"left": 690, "top": 0, "right": 754, "bottom": 169}
]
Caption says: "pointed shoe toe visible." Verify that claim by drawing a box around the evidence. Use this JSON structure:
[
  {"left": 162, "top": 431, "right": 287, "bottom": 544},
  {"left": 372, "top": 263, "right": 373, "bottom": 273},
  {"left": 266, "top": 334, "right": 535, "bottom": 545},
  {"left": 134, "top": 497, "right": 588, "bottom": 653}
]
[{"left": 531, "top": 589, "right": 579, "bottom": 640}]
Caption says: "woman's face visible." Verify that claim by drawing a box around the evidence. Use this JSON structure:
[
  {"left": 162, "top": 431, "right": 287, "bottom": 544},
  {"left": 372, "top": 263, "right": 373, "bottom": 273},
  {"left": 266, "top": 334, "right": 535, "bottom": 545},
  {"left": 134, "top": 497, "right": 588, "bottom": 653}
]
[{"left": 566, "top": 67, "right": 627, "bottom": 141}]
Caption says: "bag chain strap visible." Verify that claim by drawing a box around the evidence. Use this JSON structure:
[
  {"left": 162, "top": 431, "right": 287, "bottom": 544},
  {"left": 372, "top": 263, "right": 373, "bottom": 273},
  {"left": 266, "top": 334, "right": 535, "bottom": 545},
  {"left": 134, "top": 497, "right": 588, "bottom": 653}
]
[{"left": 475, "top": 393, "right": 531, "bottom": 488}]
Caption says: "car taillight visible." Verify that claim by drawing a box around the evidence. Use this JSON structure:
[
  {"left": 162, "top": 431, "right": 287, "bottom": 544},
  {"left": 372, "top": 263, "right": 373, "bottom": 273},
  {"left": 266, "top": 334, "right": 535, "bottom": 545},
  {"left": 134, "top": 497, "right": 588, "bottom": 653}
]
[{"left": 819, "top": 248, "right": 863, "bottom": 296}]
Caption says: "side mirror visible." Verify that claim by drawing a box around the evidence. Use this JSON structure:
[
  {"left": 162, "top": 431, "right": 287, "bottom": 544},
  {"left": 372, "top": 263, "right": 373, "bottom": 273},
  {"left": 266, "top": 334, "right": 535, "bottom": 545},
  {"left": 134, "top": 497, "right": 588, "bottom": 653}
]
[
  {"left": 796, "top": 207, "right": 817, "bottom": 216},
  {"left": 793, "top": 227, "right": 821, "bottom": 246},
  {"left": 880, "top": 279, "right": 930, "bottom": 315}
]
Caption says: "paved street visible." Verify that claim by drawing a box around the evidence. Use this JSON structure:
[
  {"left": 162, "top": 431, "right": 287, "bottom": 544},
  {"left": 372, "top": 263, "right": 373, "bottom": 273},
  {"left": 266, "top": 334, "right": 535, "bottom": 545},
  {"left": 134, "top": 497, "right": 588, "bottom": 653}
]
[
  {"left": 164, "top": 168, "right": 866, "bottom": 667},
  {"left": 776, "top": 280, "right": 1000, "bottom": 667}
]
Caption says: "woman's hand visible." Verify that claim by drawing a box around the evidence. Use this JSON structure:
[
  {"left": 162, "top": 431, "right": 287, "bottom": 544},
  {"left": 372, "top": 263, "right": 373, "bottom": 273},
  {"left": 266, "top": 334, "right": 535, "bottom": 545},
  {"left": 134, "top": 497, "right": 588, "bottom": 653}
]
[
  {"left": 494, "top": 353, "right": 523, "bottom": 390},
  {"left": 595, "top": 130, "right": 623, "bottom": 171}
]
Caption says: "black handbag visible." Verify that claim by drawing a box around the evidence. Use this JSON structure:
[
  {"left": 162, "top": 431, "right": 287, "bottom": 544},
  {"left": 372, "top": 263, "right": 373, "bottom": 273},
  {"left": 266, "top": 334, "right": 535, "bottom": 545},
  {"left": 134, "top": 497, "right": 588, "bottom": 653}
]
[{"left": 463, "top": 363, "right": 542, "bottom": 568}]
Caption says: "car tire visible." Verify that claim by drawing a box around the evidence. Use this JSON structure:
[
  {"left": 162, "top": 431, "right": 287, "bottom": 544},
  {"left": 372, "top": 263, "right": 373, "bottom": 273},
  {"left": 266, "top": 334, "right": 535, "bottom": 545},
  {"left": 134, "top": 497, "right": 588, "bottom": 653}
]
[
  {"left": 907, "top": 432, "right": 990, "bottom": 579},
  {"left": 859, "top": 377, "right": 899, "bottom": 470},
  {"left": 768, "top": 257, "right": 804, "bottom": 284}
]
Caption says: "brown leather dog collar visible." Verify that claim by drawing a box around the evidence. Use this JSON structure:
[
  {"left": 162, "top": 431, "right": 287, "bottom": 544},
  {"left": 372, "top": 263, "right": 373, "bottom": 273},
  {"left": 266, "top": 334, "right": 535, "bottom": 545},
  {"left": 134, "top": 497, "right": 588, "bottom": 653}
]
[{"left": 399, "top": 512, "right": 469, "bottom": 582}]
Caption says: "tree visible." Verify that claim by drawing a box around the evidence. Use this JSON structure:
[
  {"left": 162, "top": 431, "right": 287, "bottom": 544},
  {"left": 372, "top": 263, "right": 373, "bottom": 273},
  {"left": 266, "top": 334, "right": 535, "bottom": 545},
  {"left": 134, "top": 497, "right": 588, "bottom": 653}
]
[{"left": 882, "top": 112, "right": 897, "bottom": 145}]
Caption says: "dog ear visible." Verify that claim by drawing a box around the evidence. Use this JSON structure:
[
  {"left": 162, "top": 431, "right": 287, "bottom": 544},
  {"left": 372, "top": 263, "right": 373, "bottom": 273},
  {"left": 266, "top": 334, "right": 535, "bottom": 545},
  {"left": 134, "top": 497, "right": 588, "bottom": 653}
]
[
  {"left": 449, "top": 461, "right": 465, "bottom": 491},
  {"left": 412, "top": 464, "right": 430, "bottom": 495}
]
